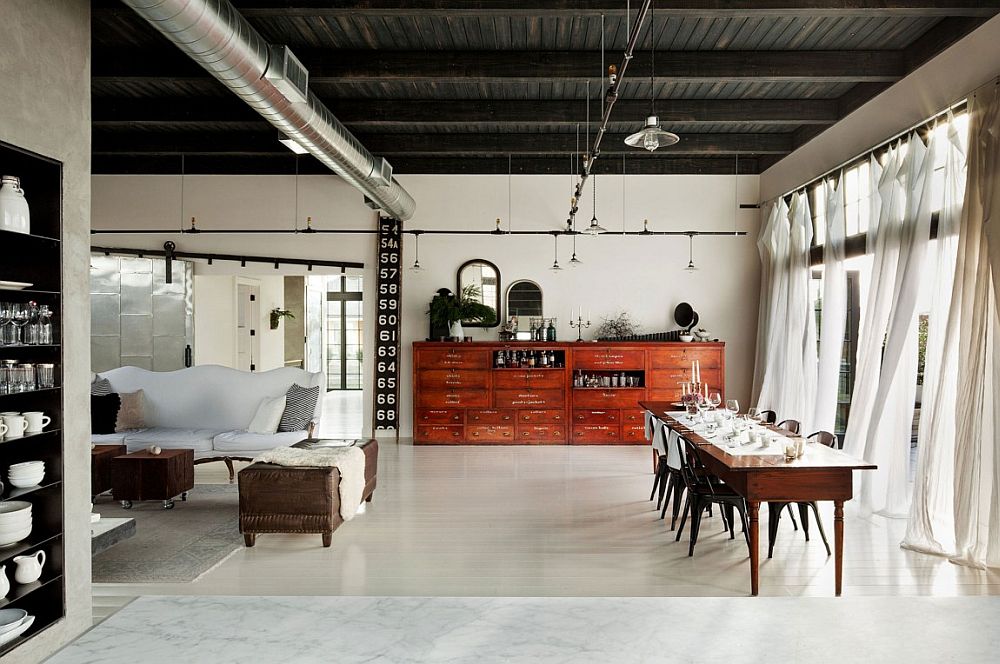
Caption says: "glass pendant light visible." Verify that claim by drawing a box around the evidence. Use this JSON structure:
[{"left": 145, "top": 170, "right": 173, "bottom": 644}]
[
  {"left": 550, "top": 233, "right": 563, "bottom": 271},
  {"left": 625, "top": 2, "right": 680, "bottom": 152},
  {"left": 409, "top": 231, "right": 423, "bottom": 272},
  {"left": 583, "top": 175, "right": 607, "bottom": 236},
  {"left": 685, "top": 233, "right": 698, "bottom": 272}
]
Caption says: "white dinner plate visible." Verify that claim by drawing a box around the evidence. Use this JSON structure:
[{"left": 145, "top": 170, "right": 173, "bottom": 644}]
[
  {"left": 0, "top": 281, "right": 33, "bottom": 291},
  {"left": 0, "top": 615, "right": 34, "bottom": 646}
]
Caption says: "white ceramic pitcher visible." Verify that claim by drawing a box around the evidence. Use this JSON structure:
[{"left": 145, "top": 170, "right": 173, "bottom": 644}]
[
  {"left": 0, "top": 565, "right": 8, "bottom": 598},
  {"left": 13, "top": 550, "right": 44, "bottom": 584}
]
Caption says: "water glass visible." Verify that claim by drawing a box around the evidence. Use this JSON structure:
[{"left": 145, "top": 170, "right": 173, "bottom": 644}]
[{"left": 36, "top": 364, "right": 55, "bottom": 389}]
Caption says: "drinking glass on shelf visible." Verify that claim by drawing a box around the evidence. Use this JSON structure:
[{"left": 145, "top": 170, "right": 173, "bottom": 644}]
[
  {"left": 36, "top": 363, "right": 55, "bottom": 389},
  {"left": 0, "top": 302, "right": 13, "bottom": 346},
  {"left": 25, "top": 301, "right": 40, "bottom": 345},
  {"left": 38, "top": 305, "right": 53, "bottom": 345},
  {"left": 10, "top": 302, "right": 29, "bottom": 345}
]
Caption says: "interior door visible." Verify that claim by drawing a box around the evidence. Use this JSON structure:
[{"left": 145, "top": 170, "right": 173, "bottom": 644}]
[{"left": 236, "top": 282, "right": 260, "bottom": 372}]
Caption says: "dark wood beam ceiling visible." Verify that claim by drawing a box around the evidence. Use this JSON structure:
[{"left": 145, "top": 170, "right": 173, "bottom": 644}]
[
  {"left": 92, "top": 97, "right": 840, "bottom": 127},
  {"left": 93, "top": 48, "right": 906, "bottom": 84},
  {"left": 92, "top": 1, "right": 1000, "bottom": 18}
]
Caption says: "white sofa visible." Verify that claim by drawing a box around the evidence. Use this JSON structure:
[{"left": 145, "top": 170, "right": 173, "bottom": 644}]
[{"left": 93, "top": 365, "right": 324, "bottom": 478}]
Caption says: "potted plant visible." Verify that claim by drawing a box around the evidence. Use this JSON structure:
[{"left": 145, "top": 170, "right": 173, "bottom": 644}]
[
  {"left": 269, "top": 308, "right": 294, "bottom": 330},
  {"left": 427, "top": 285, "right": 496, "bottom": 339}
]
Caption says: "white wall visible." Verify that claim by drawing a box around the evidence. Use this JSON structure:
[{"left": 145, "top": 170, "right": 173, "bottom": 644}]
[
  {"left": 0, "top": 1, "right": 92, "bottom": 660},
  {"left": 192, "top": 274, "right": 286, "bottom": 371},
  {"left": 93, "top": 172, "right": 762, "bottom": 437},
  {"left": 760, "top": 13, "right": 1000, "bottom": 201}
]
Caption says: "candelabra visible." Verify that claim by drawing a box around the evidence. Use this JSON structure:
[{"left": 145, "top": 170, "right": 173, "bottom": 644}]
[{"left": 569, "top": 314, "right": 591, "bottom": 342}]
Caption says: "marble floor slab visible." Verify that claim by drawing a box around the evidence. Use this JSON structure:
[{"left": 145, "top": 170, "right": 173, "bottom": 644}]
[{"left": 52, "top": 595, "right": 1000, "bottom": 663}]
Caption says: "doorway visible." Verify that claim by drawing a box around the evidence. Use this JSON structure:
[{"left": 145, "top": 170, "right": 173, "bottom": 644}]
[{"left": 236, "top": 280, "right": 260, "bottom": 372}]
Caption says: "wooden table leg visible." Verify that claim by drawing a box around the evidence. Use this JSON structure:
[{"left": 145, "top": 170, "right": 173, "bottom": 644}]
[
  {"left": 748, "top": 500, "right": 760, "bottom": 596},
  {"left": 834, "top": 500, "right": 844, "bottom": 596}
]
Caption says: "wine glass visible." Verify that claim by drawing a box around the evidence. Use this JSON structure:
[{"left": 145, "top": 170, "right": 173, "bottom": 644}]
[
  {"left": 0, "top": 302, "right": 11, "bottom": 346},
  {"left": 10, "top": 303, "right": 29, "bottom": 345},
  {"left": 709, "top": 391, "right": 722, "bottom": 410},
  {"left": 747, "top": 407, "right": 760, "bottom": 422},
  {"left": 726, "top": 399, "right": 740, "bottom": 420}
]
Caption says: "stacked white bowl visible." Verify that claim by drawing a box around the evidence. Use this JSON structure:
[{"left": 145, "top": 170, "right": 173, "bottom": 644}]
[
  {"left": 0, "top": 501, "right": 32, "bottom": 546},
  {"left": 7, "top": 461, "right": 44, "bottom": 489}
]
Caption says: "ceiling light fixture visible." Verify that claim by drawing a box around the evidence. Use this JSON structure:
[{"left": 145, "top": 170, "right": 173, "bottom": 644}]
[
  {"left": 583, "top": 174, "right": 607, "bottom": 236},
  {"left": 550, "top": 232, "right": 563, "bottom": 271},
  {"left": 279, "top": 135, "right": 309, "bottom": 155},
  {"left": 410, "top": 231, "right": 423, "bottom": 272},
  {"left": 624, "top": 1, "right": 679, "bottom": 152}
]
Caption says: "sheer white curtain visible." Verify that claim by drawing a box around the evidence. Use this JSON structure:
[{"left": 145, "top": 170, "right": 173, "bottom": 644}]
[
  {"left": 755, "top": 194, "right": 817, "bottom": 426},
  {"left": 903, "top": 116, "right": 967, "bottom": 556},
  {"left": 813, "top": 176, "right": 847, "bottom": 435},
  {"left": 950, "top": 84, "right": 1000, "bottom": 569},
  {"left": 845, "top": 131, "right": 937, "bottom": 517}
]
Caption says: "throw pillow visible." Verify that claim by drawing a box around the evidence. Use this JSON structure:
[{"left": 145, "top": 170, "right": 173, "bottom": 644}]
[
  {"left": 115, "top": 389, "right": 146, "bottom": 432},
  {"left": 247, "top": 394, "right": 287, "bottom": 435},
  {"left": 91, "top": 393, "right": 121, "bottom": 435},
  {"left": 90, "top": 376, "right": 113, "bottom": 396},
  {"left": 277, "top": 383, "right": 320, "bottom": 432}
]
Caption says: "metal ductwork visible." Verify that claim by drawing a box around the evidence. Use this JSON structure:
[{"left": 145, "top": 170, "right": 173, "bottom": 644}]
[{"left": 122, "top": 0, "right": 416, "bottom": 221}]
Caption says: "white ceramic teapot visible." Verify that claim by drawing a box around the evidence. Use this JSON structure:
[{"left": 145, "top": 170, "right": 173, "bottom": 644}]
[{"left": 13, "top": 550, "right": 44, "bottom": 584}]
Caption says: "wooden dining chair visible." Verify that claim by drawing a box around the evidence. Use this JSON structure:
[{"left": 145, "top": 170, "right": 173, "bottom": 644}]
[
  {"left": 766, "top": 430, "right": 837, "bottom": 558},
  {"left": 674, "top": 435, "right": 750, "bottom": 557},
  {"left": 777, "top": 419, "right": 801, "bottom": 434},
  {"left": 759, "top": 410, "right": 777, "bottom": 424}
]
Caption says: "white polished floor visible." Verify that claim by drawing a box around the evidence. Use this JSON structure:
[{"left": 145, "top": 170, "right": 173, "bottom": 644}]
[
  {"left": 94, "top": 441, "right": 1000, "bottom": 605},
  {"left": 317, "top": 390, "right": 363, "bottom": 438},
  {"left": 57, "top": 595, "right": 1000, "bottom": 664}
]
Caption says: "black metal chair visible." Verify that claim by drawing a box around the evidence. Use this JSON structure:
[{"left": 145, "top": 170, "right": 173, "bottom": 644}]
[
  {"left": 656, "top": 426, "right": 686, "bottom": 530},
  {"left": 767, "top": 430, "right": 837, "bottom": 558},
  {"left": 674, "top": 434, "right": 750, "bottom": 557},
  {"left": 759, "top": 410, "right": 777, "bottom": 424},
  {"left": 777, "top": 419, "right": 801, "bottom": 435}
]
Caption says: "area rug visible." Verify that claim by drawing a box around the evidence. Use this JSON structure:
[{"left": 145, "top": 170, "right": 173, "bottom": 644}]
[{"left": 92, "top": 484, "right": 242, "bottom": 583}]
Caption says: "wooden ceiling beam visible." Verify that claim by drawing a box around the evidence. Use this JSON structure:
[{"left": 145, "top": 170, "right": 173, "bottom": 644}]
[
  {"left": 92, "top": 1, "right": 1000, "bottom": 18},
  {"left": 92, "top": 130, "right": 792, "bottom": 155},
  {"left": 92, "top": 48, "right": 906, "bottom": 84},
  {"left": 92, "top": 97, "right": 839, "bottom": 127}
]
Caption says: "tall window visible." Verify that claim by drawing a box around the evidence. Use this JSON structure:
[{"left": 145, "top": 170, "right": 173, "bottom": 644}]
[
  {"left": 325, "top": 272, "right": 364, "bottom": 390},
  {"left": 811, "top": 270, "right": 861, "bottom": 441}
]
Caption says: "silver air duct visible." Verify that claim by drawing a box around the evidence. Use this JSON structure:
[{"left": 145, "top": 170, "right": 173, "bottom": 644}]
[{"left": 123, "top": 0, "right": 416, "bottom": 221}]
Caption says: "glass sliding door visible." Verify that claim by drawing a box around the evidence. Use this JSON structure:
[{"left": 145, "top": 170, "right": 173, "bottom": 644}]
[{"left": 325, "top": 272, "right": 364, "bottom": 391}]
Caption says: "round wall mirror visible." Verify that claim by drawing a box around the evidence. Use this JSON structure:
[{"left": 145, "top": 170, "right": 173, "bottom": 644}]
[
  {"left": 457, "top": 259, "right": 501, "bottom": 328},
  {"left": 506, "top": 280, "right": 543, "bottom": 319}
]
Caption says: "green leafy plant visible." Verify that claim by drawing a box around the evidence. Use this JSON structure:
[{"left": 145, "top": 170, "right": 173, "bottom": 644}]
[
  {"left": 269, "top": 308, "right": 294, "bottom": 330},
  {"left": 427, "top": 285, "right": 496, "bottom": 327}
]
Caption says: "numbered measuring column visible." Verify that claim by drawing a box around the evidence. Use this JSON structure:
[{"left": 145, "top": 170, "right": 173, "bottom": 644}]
[{"left": 373, "top": 217, "right": 402, "bottom": 437}]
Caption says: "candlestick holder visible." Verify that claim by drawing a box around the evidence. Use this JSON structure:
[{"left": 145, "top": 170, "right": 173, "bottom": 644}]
[{"left": 569, "top": 315, "right": 591, "bottom": 342}]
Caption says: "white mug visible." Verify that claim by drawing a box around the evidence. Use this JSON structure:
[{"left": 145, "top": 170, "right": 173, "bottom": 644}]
[
  {"left": 1, "top": 415, "right": 27, "bottom": 438},
  {"left": 22, "top": 412, "right": 50, "bottom": 433}
]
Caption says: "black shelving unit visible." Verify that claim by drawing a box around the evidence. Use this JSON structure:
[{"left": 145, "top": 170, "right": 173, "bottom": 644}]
[{"left": 0, "top": 140, "right": 66, "bottom": 656}]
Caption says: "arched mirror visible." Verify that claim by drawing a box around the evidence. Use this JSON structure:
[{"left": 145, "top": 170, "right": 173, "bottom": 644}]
[
  {"left": 457, "top": 259, "right": 501, "bottom": 328},
  {"left": 506, "top": 280, "right": 543, "bottom": 319}
]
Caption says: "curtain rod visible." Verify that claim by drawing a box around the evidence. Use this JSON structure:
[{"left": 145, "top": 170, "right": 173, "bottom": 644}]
[
  {"left": 92, "top": 245, "right": 364, "bottom": 270},
  {"left": 92, "top": 228, "right": 745, "bottom": 237}
]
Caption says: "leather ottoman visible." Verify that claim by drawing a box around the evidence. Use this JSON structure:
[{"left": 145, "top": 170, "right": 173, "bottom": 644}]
[{"left": 238, "top": 439, "right": 378, "bottom": 547}]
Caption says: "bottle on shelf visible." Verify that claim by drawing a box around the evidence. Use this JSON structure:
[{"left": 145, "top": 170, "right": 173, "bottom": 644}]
[
  {"left": 540, "top": 351, "right": 549, "bottom": 367},
  {"left": 495, "top": 351, "right": 505, "bottom": 368},
  {"left": 546, "top": 319, "right": 557, "bottom": 342}
]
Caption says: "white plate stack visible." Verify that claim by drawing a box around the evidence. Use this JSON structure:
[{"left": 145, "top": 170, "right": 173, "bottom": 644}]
[
  {"left": 7, "top": 461, "right": 44, "bottom": 489},
  {"left": 0, "top": 609, "right": 35, "bottom": 646},
  {"left": 0, "top": 501, "right": 32, "bottom": 546}
]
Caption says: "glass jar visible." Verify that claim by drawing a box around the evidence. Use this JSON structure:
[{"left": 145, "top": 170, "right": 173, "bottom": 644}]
[{"left": 0, "top": 175, "right": 30, "bottom": 234}]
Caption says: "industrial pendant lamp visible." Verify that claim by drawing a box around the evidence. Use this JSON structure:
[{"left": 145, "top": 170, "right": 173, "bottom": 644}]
[
  {"left": 583, "top": 175, "right": 607, "bottom": 236},
  {"left": 685, "top": 233, "right": 699, "bottom": 272},
  {"left": 409, "top": 231, "right": 423, "bottom": 272},
  {"left": 624, "top": 2, "right": 679, "bottom": 152},
  {"left": 550, "top": 233, "right": 563, "bottom": 271},
  {"left": 569, "top": 234, "right": 583, "bottom": 266}
]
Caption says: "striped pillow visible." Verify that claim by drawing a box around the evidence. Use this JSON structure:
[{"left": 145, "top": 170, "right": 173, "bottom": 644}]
[
  {"left": 91, "top": 376, "right": 113, "bottom": 396},
  {"left": 277, "top": 383, "right": 320, "bottom": 432}
]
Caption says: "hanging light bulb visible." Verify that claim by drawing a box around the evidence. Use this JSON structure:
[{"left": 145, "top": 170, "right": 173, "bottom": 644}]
[
  {"left": 685, "top": 233, "right": 699, "bottom": 272},
  {"left": 569, "top": 233, "right": 583, "bottom": 266},
  {"left": 410, "top": 231, "right": 423, "bottom": 272},
  {"left": 625, "top": 1, "right": 680, "bottom": 152},
  {"left": 583, "top": 174, "right": 607, "bottom": 236},
  {"left": 550, "top": 233, "right": 563, "bottom": 271}
]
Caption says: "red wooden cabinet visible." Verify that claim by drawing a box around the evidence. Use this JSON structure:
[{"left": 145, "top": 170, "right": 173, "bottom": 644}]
[{"left": 412, "top": 341, "right": 724, "bottom": 445}]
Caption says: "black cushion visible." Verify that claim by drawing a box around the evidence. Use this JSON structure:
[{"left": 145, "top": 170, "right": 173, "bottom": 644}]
[
  {"left": 277, "top": 383, "right": 320, "bottom": 432},
  {"left": 91, "top": 393, "right": 121, "bottom": 435}
]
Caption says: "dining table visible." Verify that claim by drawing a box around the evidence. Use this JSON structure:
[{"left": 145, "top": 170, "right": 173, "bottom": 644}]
[{"left": 639, "top": 400, "right": 877, "bottom": 597}]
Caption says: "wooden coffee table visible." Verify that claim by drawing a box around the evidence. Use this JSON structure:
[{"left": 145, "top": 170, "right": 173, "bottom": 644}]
[
  {"left": 91, "top": 444, "right": 127, "bottom": 501},
  {"left": 112, "top": 448, "right": 195, "bottom": 510}
]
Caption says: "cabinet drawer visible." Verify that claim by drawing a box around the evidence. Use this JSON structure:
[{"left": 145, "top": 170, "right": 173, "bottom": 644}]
[
  {"left": 646, "top": 389, "right": 683, "bottom": 402},
  {"left": 494, "top": 389, "right": 566, "bottom": 409},
  {"left": 418, "top": 369, "right": 489, "bottom": 389},
  {"left": 648, "top": 347, "right": 722, "bottom": 370},
  {"left": 467, "top": 425, "right": 516, "bottom": 442},
  {"left": 573, "top": 409, "right": 620, "bottom": 424},
  {"left": 415, "top": 425, "right": 464, "bottom": 443},
  {"left": 516, "top": 424, "right": 566, "bottom": 442},
  {"left": 493, "top": 370, "right": 565, "bottom": 389},
  {"left": 572, "top": 389, "right": 642, "bottom": 408},
  {"left": 619, "top": 409, "right": 646, "bottom": 425},
  {"left": 573, "top": 349, "right": 645, "bottom": 370},
  {"left": 517, "top": 409, "right": 565, "bottom": 424},
  {"left": 648, "top": 368, "right": 721, "bottom": 390},
  {"left": 416, "top": 348, "right": 490, "bottom": 369},
  {"left": 415, "top": 409, "right": 464, "bottom": 425},
  {"left": 467, "top": 409, "right": 515, "bottom": 424},
  {"left": 622, "top": 425, "right": 647, "bottom": 442},
  {"left": 572, "top": 425, "right": 620, "bottom": 443},
  {"left": 417, "top": 389, "right": 490, "bottom": 408}
]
